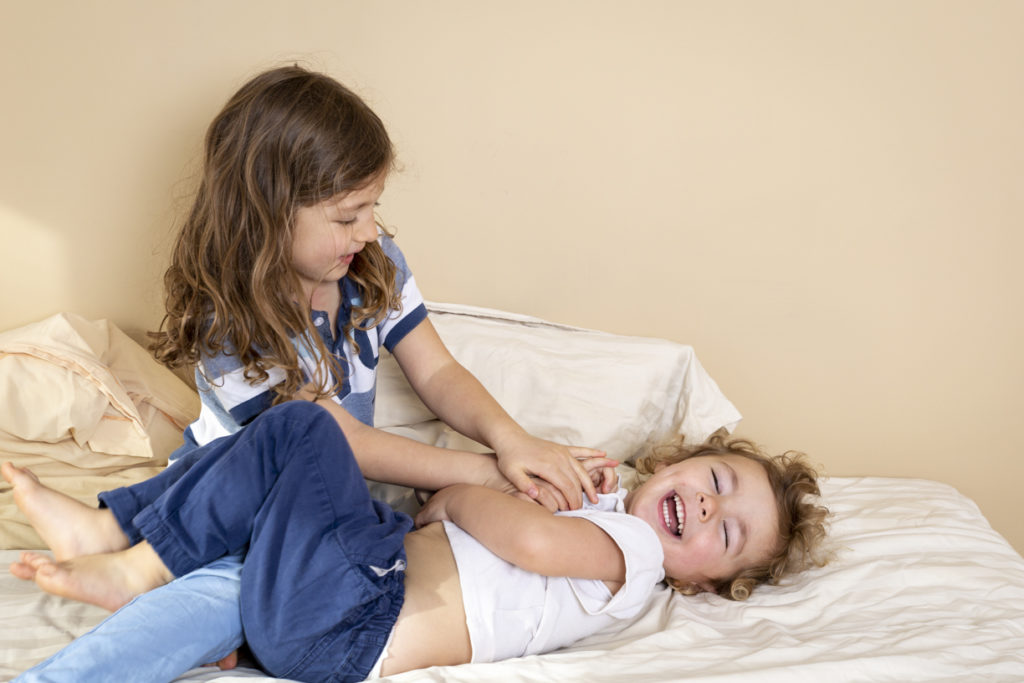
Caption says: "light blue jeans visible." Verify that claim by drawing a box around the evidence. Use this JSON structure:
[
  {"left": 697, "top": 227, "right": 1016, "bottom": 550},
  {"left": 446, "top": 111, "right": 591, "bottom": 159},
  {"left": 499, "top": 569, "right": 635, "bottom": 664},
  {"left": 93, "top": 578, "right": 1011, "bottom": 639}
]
[{"left": 15, "top": 556, "right": 244, "bottom": 683}]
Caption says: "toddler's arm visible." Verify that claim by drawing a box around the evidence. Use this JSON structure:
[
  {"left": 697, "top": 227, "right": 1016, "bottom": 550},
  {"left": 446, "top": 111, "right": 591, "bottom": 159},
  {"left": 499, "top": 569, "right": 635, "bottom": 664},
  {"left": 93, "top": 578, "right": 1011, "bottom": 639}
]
[{"left": 415, "top": 484, "right": 627, "bottom": 585}]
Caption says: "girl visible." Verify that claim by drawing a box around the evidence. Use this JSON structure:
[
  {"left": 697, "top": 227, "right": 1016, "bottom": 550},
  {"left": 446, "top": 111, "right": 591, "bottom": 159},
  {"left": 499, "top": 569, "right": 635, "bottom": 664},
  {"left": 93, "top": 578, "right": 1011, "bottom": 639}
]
[
  {"left": 4, "top": 401, "right": 828, "bottom": 682},
  {"left": 149, "top": 64, "right": 604, "bottom": 506},
  {"left": 28, "top": 64, "right": 611, "bottom": 677}
]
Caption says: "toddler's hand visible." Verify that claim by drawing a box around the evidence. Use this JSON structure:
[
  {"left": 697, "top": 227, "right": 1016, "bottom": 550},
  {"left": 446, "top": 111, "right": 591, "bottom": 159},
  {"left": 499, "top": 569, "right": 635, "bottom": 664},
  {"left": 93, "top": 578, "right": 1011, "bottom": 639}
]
[
  {"left": 581, "top": 455, "right": 619, "bottom": 494},
  {"left": 414, "top": 485, "right": 462, "bottom": 527}
]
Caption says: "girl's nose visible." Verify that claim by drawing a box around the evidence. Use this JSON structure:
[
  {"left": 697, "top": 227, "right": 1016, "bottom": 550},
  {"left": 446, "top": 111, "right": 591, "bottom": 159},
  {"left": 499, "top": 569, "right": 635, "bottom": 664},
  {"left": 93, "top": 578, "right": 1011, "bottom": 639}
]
[
  {"left": 354, "top": 219, "right": 379, "bottom": 243},
  {"left": 697, "top": 492, "right": 718, "bottom": 522}
]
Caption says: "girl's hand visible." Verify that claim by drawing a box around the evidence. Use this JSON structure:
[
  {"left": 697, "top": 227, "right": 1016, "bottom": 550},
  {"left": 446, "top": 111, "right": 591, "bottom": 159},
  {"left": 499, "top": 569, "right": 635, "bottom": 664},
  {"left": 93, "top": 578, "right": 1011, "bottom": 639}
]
[
  {"left": 516, "top": 457, "right": 619, "bottom": 510},
  {"left": 495, "top": 435, "right": 616, "bottom": 510}
]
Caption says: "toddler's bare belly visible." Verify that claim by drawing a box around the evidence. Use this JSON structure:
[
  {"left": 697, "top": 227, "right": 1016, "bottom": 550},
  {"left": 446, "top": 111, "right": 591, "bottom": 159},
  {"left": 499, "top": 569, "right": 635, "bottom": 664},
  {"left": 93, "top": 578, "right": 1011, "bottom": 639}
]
[{"left": 379, "top": 522, "right": 471, "bottom": 676}]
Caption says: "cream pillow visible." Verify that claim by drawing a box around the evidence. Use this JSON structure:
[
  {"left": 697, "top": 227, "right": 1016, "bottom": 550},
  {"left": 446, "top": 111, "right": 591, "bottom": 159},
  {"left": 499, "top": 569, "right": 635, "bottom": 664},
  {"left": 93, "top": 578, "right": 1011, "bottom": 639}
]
[
  {"left": 0, "top": 313, "right": 199, "bottom": 548},
  {"left": 376, "top": 302, "right": 741, "bottom": 462}
]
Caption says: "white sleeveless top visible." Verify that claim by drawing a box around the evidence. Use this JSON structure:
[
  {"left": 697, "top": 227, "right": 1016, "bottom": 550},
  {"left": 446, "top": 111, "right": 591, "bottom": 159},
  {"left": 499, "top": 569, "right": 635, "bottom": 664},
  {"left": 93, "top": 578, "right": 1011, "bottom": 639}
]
[{"left": 443, "top": 487, "right": 665, "bottom": 662}]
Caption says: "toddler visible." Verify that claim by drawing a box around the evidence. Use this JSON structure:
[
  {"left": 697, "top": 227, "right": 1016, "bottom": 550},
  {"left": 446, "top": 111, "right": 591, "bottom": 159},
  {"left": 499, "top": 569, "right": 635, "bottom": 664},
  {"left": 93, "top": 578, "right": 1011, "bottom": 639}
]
[{"left": 6, "top": 401, "right": 827, "bottom": 682}]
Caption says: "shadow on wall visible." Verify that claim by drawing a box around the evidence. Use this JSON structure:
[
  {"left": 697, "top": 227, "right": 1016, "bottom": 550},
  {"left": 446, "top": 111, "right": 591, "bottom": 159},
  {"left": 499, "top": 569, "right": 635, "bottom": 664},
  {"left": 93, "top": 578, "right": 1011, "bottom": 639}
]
[
  {"left": 0, "top": 96, "right": 209, "bottom": 339},
  {"left": 0, "top": 205, "right": 72, "bottom": 330}
]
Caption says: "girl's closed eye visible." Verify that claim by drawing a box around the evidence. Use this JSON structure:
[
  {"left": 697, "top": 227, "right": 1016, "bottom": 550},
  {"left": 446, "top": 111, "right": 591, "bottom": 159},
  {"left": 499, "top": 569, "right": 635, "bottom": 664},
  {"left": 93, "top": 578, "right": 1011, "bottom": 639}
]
[
  {"left": 339, "top": 202, "right": 381, "bottom": 226},
  {"left": 712, "top": 469, "right": 720, "bottom": 494}
]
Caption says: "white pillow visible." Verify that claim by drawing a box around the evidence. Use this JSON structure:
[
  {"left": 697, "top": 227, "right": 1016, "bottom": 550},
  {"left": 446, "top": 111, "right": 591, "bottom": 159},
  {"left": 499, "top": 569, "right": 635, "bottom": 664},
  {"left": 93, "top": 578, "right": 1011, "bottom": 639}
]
[{"left": 375, "top": 302, "right": 741, "bottom": 462}]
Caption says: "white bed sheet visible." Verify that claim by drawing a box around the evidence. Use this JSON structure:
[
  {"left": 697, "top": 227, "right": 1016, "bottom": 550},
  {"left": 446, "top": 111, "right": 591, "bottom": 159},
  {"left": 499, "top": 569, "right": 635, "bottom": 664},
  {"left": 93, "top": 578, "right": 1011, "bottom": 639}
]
[{"left": 3, "top": 475, "right": 1023, "bottom": 682}]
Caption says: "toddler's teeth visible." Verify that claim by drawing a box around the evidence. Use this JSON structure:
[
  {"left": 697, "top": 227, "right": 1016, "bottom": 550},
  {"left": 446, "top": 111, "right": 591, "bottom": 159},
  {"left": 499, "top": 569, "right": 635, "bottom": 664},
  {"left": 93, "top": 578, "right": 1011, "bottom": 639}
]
[{"left": 674, "top": 495, "right": 684, "bottom": 536}]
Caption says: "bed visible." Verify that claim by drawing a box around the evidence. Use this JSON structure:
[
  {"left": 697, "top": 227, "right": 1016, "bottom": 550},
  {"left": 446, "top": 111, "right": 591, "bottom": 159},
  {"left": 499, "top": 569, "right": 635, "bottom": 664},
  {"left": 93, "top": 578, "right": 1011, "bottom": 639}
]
[{"left": 2, "top": 303, "right": 1023, "bottom": 682}]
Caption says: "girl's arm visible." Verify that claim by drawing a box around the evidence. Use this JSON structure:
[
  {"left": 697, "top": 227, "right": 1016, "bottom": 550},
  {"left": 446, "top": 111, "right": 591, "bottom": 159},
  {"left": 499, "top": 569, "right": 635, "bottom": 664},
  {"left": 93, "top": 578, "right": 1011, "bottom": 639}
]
[
  {"left": 312, "top": 397, "right": 617, "bottom": 509},
  {"left": 314, "top": 398, "right": 510, "bottom": 492},
  {"left": 391, "top": 320, "right": 613, "bottom": 509},
  {"left": 415, "top": 484, "right": 627, "bottom": 585}
]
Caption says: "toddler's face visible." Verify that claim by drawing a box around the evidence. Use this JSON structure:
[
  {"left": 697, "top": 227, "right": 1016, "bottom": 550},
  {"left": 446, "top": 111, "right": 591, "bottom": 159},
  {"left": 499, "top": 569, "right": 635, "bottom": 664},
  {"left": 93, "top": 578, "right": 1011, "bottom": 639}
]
[{"left": 625, "top": 454, "right": 779, "bottom": 592}]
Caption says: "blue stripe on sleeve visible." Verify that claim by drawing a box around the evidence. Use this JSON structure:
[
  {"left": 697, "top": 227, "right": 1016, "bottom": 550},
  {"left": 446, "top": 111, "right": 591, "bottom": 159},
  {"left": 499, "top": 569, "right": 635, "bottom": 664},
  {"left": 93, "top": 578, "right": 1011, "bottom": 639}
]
[
  {"left": 199, "top": 343, "right": 244, "bottom": 379},
  {"left": 383, "top": 303, "right": 428, "bottom": 352},
  {"left": 228, "top": 392, "right": 276, "bottom": 426}
]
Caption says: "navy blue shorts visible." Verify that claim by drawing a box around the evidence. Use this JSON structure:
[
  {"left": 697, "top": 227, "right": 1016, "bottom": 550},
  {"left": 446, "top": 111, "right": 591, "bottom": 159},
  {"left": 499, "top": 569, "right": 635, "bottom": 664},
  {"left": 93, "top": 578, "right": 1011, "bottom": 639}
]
[{"left": 100, "top": 402, "right": 413, "bottom": 682}]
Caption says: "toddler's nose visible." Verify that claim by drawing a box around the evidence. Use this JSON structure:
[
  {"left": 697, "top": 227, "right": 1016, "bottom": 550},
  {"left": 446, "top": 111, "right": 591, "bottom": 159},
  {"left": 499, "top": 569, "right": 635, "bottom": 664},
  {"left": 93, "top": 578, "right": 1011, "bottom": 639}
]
[{"left": 697, "top": 492, "right": 719, "bottom": 521}]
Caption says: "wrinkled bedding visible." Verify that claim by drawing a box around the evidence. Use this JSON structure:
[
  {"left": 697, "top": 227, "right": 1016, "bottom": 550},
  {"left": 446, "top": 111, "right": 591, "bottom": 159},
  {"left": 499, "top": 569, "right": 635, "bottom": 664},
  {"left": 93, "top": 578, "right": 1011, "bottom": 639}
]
[
  {"left": 4, "top": 476, "right": 1023, "bottom": 682},
  {"left": 1, "top": 305, "right": 1022, "bottom": 681}
]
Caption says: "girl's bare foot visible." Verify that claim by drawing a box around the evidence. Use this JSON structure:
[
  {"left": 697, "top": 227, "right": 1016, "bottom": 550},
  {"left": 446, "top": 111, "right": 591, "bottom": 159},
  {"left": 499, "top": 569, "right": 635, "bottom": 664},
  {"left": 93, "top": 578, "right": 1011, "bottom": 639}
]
[
  {"left": 10, "top": 551, "right": 57, "bottom": 581},
  {"left": 26, "top": 542, "right": 174, "bottom": 612},
  {"left": 1, "top": 462, "right": 129, "bottom": 563}
]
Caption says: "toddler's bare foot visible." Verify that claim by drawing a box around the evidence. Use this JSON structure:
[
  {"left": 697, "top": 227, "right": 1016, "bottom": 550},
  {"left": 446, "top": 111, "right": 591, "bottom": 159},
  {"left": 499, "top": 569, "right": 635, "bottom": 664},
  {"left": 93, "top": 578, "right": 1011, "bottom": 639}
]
[
  {"left": 1, "top": 461, "right": 129, "bottom": 562},
  {"left": 26, "top": 542, "right": 173, "bottom": 612}
]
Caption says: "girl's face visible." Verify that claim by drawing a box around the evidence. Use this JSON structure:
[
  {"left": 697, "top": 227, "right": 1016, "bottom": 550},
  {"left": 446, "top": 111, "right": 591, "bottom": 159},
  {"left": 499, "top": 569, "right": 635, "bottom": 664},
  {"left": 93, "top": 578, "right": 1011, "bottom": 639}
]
[
  {"left": 290, "top": 176, "right": 386, "bottom": 301},
  {"left": 625, "top": 454, "right": 779, "bottom": 592}
]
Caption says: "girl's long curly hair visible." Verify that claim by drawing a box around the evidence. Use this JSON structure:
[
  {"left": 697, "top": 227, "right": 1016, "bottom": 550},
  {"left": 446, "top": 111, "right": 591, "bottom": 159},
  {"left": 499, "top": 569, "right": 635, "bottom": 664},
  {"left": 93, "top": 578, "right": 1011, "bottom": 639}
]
[
  {"left": 149, "top": 65, "right": 399, "bottom": 401},
  {"left": 635, "top": 433, "right": 830, "bottom": 601}
]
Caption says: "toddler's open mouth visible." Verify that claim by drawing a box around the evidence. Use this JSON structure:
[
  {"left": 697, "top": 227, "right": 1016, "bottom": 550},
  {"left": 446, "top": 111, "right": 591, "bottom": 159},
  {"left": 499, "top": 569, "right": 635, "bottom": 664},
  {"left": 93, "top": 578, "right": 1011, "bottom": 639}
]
[{"left": 661, "top": 492, "right": 685, "bottom": 537}]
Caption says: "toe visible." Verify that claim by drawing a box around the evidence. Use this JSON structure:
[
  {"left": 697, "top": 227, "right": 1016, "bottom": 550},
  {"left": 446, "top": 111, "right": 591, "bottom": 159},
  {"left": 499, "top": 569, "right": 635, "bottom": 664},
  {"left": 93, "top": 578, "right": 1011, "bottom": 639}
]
[
  {"left": 20, "top": 551, "right": 54, "bottom": 569},
  {"left": 9, "top": 562, "right": 37, "bottom": 580}
]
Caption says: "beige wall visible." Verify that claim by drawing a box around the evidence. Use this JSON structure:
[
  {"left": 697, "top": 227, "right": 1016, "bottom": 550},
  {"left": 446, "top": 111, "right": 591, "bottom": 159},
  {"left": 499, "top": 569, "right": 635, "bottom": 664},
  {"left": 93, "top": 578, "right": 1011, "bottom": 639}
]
[{"left": 2, "top": 1, "right": 1022, "bottom": 552}]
